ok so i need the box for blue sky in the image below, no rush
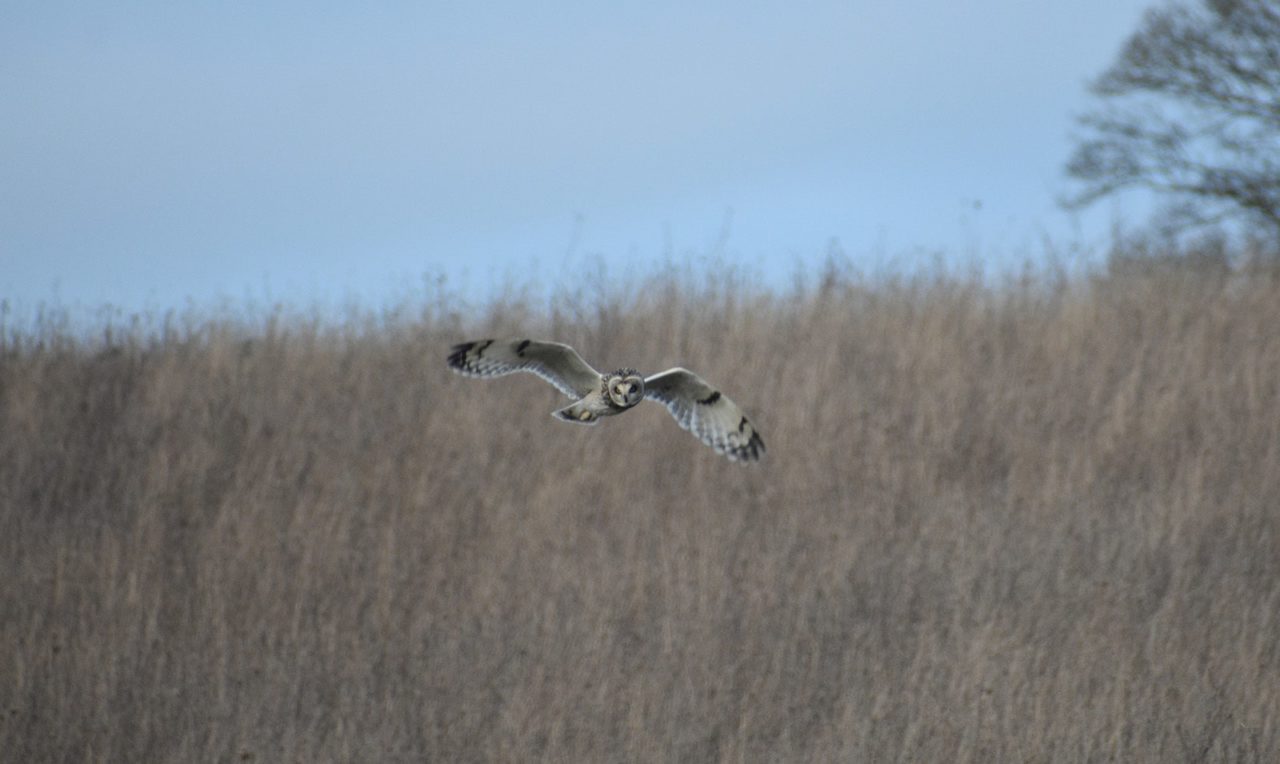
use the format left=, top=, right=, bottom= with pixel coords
left=2, top=1, right=1155, bottom=317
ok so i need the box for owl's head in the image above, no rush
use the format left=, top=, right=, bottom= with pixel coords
left=604, top=368, right=645, bottom=408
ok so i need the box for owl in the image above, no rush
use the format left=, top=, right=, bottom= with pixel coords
left=447, top=338, right=765, bottom=462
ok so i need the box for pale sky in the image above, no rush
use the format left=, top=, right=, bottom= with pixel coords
left=1, top=1, right=1156, bottom=318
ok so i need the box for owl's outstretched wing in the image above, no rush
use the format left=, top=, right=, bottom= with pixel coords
left=643, top=367, right=765, bottom=462
left=446, top=338, right=602, bottom=399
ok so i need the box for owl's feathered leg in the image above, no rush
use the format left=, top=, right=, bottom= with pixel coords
left=552, top=400, right=602, bottom=425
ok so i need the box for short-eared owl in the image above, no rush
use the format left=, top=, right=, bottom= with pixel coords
left=447, top=338, right=765, bottom=462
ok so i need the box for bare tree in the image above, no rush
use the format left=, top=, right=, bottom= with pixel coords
left=1065, top=0, right=1280, bottom=236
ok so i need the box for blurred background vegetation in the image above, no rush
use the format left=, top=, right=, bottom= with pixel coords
left=3, top=250, right=1278, bottom=761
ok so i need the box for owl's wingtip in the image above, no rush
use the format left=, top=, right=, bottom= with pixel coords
left=728, top=431, right=766, bottom=463
left=446, top=339, right=496, bottom=374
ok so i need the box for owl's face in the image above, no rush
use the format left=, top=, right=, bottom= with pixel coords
left=606, top=370, right=645, bottom=408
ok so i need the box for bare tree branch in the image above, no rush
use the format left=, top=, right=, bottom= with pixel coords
left=1065, top=0, right=1280, bottom=235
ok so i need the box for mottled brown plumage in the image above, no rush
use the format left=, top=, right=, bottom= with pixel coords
left=447, top=338, right=765, bottom=462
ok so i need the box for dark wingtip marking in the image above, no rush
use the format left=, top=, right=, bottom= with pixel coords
left=738, top=416, right=748, bottom=434
left=731, top=431, right=766, bottom=463
left=698, top=390, right=721, bottom=405
left=515, top=339, right=531, bottom=357
left=446, top=341, right=475, bottom=370
left=447, top=339, right=494, bottom=371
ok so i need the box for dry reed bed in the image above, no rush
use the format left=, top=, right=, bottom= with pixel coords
left=2, top=263, right=1278, bottom=761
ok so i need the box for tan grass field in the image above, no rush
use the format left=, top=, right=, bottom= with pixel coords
left=2, top=260, right=1279, bottom=761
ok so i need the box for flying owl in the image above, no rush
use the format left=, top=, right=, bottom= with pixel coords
left=446, top=338, right=765, bottom=462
